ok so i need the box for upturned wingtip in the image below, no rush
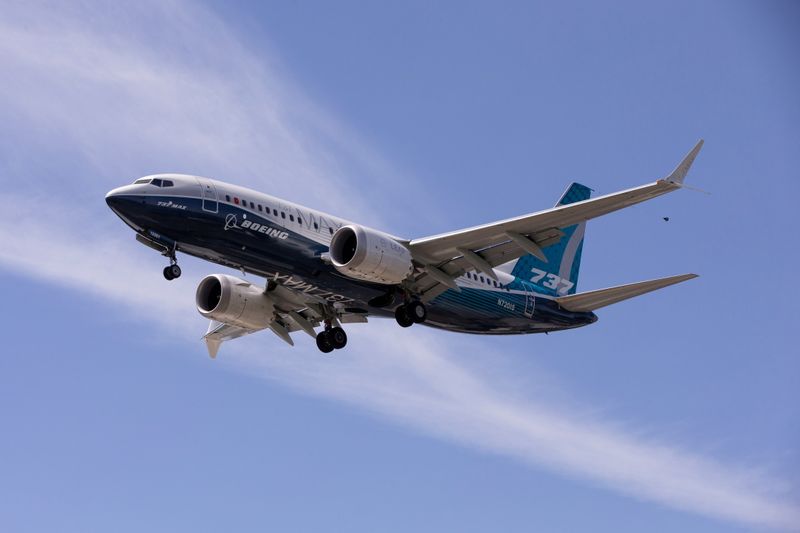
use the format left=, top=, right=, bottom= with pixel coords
left=666, top=139, right=704, bottom=185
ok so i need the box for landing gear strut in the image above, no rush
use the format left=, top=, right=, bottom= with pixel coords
left=395, top=301, right=426, bottom=328
left=316, top=325, right=348, bottom=353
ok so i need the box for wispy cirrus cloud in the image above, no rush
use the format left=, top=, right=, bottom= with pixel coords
left=0, top=2, right=797, bottom=531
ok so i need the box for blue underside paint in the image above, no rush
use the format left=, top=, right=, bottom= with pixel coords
left=107, top=193, right=597, bottom=334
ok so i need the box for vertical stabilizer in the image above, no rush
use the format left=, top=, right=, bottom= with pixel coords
left=504, top=183, right=591, bottom=295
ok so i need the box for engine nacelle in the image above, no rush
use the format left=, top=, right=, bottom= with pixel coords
left=329, top=224, right=413, bottom=285
left=196, top=274, right=274, bottom=330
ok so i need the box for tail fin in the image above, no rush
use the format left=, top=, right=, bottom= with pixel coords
left=506, top=183, right=591, bottom=296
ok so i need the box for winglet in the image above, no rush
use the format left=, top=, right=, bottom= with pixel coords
left=205, top=338, right=221, bottom=359
left=665, top=139, right=704, bottom=185
left=204, top=320, right=224, bottom=358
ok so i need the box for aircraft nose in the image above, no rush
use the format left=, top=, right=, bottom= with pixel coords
left=105, top=186, right=125, bottom=208
left=105, top=184, right=142, bottom=217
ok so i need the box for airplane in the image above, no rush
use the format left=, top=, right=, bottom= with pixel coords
left=105, top=140, right=704, bottom=357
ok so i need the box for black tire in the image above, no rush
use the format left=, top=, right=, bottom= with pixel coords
left=407, top=301, right=427, bottom=323
left=169, top=264, right=182, bottom=279
left=316, top=331, right=334, bottom=353
left=329, top=327, right=348, bottom=349
left=395, top=305, right=414, bottom=328
left=163, top=266, right=174, bottom=280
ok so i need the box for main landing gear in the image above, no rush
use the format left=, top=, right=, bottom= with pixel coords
left=395, top=301, right=427, bottom=328
left=316, top=325, right=348, bottom=354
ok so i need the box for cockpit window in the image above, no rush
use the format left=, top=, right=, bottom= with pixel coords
left=151, top=178, right=163, bottom=187
left=134, top=178, right=151, bottom=184
left=162, top=180, right=174, bottom=187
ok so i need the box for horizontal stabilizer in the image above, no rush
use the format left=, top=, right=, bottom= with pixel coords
left=554, top=273, right=698, bottom=312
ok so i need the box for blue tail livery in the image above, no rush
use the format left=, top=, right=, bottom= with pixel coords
left=505, top=182, right=591, bottom=296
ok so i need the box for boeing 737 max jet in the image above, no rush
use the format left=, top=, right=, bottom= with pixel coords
left=105, top=141, right=703, bottom=356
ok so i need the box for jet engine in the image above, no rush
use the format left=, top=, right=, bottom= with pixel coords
left=329, top=224, right=413, bottom=285
left=196, top=274, right=274, bottom=329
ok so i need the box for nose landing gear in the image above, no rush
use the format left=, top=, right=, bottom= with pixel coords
left=163, top=263, right=182, bottom=280
left=163, top=246, right=181, bottom=280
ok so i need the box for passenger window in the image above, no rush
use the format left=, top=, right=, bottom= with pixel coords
left=281, top=212, right=286, bottom=219
left=258, top=205, right=262, bottom=212
left=329, top=227, right=334, bottom=235
left=314, top=222, right=319, bottom=230
left=234, top=197, right=240, bottom=205
left=273, top=209, right=278, bottom=216
left=289, top=214, right=294, bottom=222
left=225, top=195, right=231, bottom=202
left=250, top=201, right=255, bottom=208
left=298, top=217, right=303, bottom=225
left=479, top=276, right=485, bottom=283
left=151, top=178, right=162, bottom=187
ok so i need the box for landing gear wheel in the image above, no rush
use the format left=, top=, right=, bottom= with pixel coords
left=328, top=327, right=348, bottom=349
left=316, top=331, right=334, bottom=353
left=168, top=264, right=181, bottom=279
left=163, top=266, right=175, bottom=280
left=395, top=305, right=414, bottom=328
left=407, top=301, right=427, bottom=323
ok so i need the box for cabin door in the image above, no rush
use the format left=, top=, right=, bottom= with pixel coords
left=197, top=178, right=218, bottom=213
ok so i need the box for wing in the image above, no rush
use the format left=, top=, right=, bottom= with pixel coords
left=406, top=141, right=704, bottom=300
left=202, top=278, right=368, bottom=358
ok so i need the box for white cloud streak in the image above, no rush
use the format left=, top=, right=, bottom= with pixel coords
left=0, top=2, right=797, bottom=530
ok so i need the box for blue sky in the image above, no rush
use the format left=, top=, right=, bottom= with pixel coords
left=0, top=1, right=798, bottom=531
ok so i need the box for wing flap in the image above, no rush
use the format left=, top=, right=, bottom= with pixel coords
left=554, top=273, right=698, bottom=312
